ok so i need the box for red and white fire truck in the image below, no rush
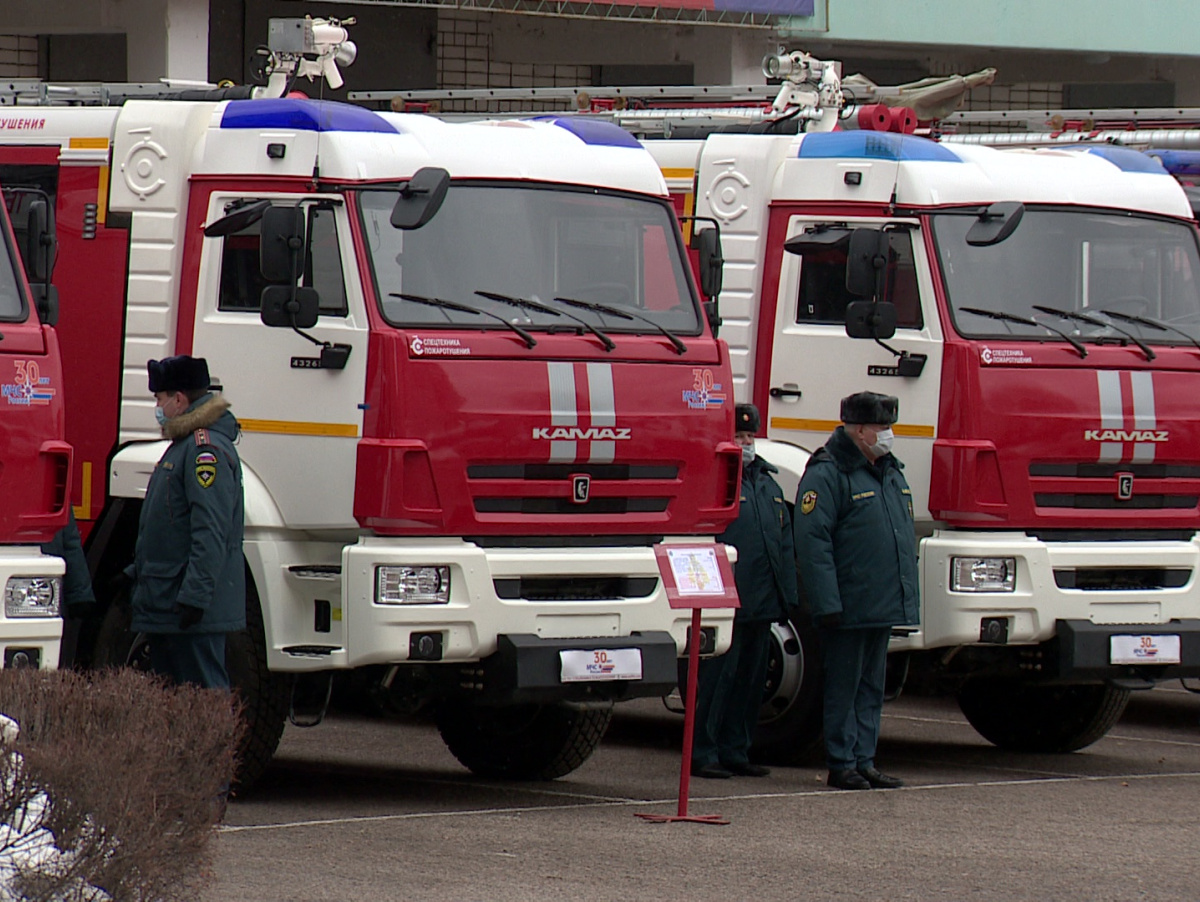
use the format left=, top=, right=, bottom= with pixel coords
left=0, top=184, right=69, bottom=668
left=636, top=71, right=1200, bottom=759
left=0, top=21, right=740, bottom=785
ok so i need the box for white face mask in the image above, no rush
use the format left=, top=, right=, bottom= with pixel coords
left=869, top=428, right=895, bottom=457
left=741, top=442, right=756, bottom=465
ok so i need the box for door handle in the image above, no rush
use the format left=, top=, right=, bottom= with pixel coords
left=769, top=387, right=803, bottom=398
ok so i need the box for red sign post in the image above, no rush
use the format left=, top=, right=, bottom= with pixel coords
left=637, top=544, right=740, bottom=826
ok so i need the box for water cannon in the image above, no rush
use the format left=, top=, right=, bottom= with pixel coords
left=761, top=47, right=843, bottom=131
left=259, top=16, right=358, bottom=97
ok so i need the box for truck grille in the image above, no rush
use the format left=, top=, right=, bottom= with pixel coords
left=1053, top=568, right=1191, bottom=591
left=494, top=576, right=659, bottom=601
left=468, top=462, right=678, bottom=516
left=1030, top=462, right=1200, bottom=511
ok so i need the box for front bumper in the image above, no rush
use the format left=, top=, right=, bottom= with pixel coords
left=0, top=548, right=64, bottom=670
left=905, top=530, right=1200, bottom=651
left=472, top=631, right=680, bottom=704
left=1056, top=618, right=1200, bottom=682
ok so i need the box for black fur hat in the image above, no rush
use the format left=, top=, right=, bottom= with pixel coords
left=840, top=391, right=898, bottom=426
left=735, top=403, right=760, bottom=433
left=147, top=356, right=210, bottom=394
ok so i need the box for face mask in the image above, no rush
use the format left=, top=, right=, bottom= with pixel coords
left=869, top=428, right=894, bottom=457
left=155, top=406, right=169, bottom=428
left=741, top=442, right=756, bottom=465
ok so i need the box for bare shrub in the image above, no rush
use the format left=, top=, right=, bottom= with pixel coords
left=0, top=668, right=242, bottom=902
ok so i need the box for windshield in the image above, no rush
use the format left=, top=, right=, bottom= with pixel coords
left=934, top=209, right=1200, bottom=345
left=358, top=184, right=700, bottom=334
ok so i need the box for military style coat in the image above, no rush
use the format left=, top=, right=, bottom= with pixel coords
left=793, top=426, right=920, bottom=629
left=130, top=394, right=247, bottom=634
left=719, top=455, right=799, bottom=623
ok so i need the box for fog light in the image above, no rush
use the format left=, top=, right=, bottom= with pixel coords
left=410, top=632, right=444, bottom=661
left=951, top=557, right=1016, bottom=593
left=376, top=566, right=450, bottom=605
left=5, top=577, right=61, bottom=618
left=687, top=626, right=718, bottom=655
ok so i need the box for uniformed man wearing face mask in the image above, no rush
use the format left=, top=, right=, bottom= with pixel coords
left=691, top=403, right=798, bottom=779
left=793, top=391, right=919, bottom=791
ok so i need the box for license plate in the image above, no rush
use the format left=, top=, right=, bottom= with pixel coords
left=1110, top=634, right=1181, bottom=665
left=560, top=648, right=643, bottom=683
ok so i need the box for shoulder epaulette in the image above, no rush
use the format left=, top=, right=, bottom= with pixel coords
left=194, top=428, right=211, bottom=446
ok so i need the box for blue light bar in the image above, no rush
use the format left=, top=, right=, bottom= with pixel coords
left=797, top=131, right=962, bottom=163
left=1144, top=149, right=1200, bottom=177
left=220, top=99, right=398, bottom=134
left=1081, top=145, right=1167, bottom=174
left=530, top=117, right=642, bottom=149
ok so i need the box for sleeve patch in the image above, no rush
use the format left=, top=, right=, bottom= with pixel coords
left=195, top=451, right=218, bottom=489
left=800, top=490, right=818, bottom=515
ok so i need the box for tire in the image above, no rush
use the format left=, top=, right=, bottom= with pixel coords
left=90, top=574, right=291, bottom=792
left=435, top=701, right=614, bottom=780
left=957, top=678, right=1131, bottom=753
left=750, top=617, right=824, bottom=764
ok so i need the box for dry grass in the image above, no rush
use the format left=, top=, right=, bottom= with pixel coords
left=0, top=668, right=242, bottom=902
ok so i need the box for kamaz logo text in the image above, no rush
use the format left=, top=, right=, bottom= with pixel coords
left=1083, top=429, right=1169, bottom=443
left=533, top=426, right=632, bottom=441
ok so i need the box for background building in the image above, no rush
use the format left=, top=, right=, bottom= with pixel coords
left=2, top=0, right=1198, bottom=113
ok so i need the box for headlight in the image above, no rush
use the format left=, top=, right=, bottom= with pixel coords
left=950, top=557, right=1016, bottom=593
left=5, top=577, right=61, bottom=618
left=376, top=566, right=450, bottom=605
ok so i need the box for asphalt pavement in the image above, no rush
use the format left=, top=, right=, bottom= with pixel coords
left=210, top=684, right=1200, bottom=901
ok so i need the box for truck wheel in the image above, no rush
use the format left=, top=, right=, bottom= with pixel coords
left=957, top=678, right=1131, bottom=753
left=435, top=701, right=614, bottom=780
left=90, top=577, right=291, bottom=792
left=751, top=617, right=824, bottom=764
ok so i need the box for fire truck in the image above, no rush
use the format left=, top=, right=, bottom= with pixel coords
left=0, top=182, right=69, bottom=668
left=642, top=67, right=1200, bottom=759
left=379, top=53, right=1200, bottom=758
left=0, top=20, right=740, bottom=786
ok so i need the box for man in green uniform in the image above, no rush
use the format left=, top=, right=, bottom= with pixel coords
left=793, top=391, right=919, bottom=790
left=692, top=403, right=797, bottom=779
left=129, top=355, right=245, bottom=690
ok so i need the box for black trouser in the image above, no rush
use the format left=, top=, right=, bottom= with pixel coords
left=147, top=631, right=229, bottom=690
left=819, top=626, right=890, bottom=772
left=692, top=619, right=772, bottom=769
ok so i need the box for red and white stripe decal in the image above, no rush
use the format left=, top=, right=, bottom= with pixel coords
left=546, top=362, right=618, bottom=464
left=1096, top=370, right=1157, bottom=463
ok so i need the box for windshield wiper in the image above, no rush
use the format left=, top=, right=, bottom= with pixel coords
left=553, top=295, right=688, bottom=355
left=388, top=292, right=536, bottom=349
left=958, top=306, right=1087, bottom=358
left=475, top=290, right=615, bottom=352
left=1033, top=305, right=1154, bottom=361
left=1101, top=308, right=1200, bottom=355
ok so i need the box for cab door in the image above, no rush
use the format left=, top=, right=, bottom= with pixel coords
left=764, top=217, right=943, bottom=521
left=190, top=192, right=370, bottom=530
left=0, top=197, right=69, bottom=542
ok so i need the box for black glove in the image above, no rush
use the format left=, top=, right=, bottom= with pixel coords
left=177, top=604, right=204, bottom=630
left=816, top=612, right=843, bottom=629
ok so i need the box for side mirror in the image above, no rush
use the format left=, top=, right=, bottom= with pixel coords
left=845, top=300, right=897, bottom=340
left=390, top=167, right=451, bottom=230
left=260, top=206, right=305, bottom=283
left=696, top=228, right=724, bottom=299
left=845, top=228, right=888, bottom=299
left=261, top=285, right=319, bottom=329
left=25, top=198, right=56, bottom=283
left=966, top=201, right=1025, bottom=247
